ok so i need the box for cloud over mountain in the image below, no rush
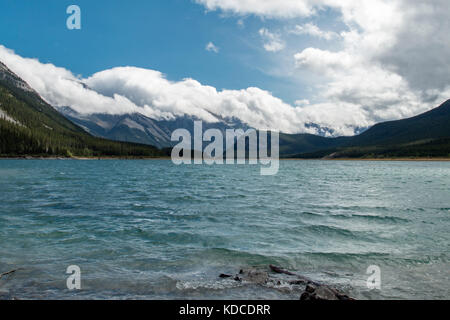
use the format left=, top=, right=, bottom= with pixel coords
left=1, top=0, right=449, bottom=137
left=196, top=0, right=450, bottom=130
left=0, top=45, right=317, bottom=134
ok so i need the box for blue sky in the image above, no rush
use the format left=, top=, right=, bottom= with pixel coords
left=0, top=0, right=314, bottom=103
left=0, top=0, right=448, bottom=136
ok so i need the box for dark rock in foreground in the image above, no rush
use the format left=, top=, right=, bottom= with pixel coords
left=220, top=265, right=355, bottom=301
left=234, top=268, right=270, bottom=285
left=300, top=284, right=354, bottom=301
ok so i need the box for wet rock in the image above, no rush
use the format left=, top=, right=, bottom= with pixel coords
left=220, top=267, right=269, bottom=285
left=335, top=292, right=354, bottom=301
left=305, top=284, right=316, bottom=293
left=300, top=284, right=353, bottom=301
left=300, top=291, right=312, bottom=300
left=239, top=268, right=269, bottom=285
left=269, top=265, right=296, bottom=276
left=270, top=265, right=319, bottom=286
left=289, top=279, right=308, bottom=285
left=314, top=286, right=339, bottom=300
left=219, top=265, right=355, bottom=300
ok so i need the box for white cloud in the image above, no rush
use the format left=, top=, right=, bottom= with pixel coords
left=0, top=44, right=380, bottom=136
left=195, top=0, right=316, bottom=19
left=0, top=45, right=319, bottom=134
left=195, top=0, right=450, bottom=133
left=294, top=99, right=310, bottom=107
left=291, top=0, right=450, bottom=125
left=2, top=0, right=450, bottom=137
left=259, top=28, right=285, bottom=52
left=294, top=48, right=356, bottom=74
left=205, top=42, right=219, bottom=53
left=291, top=23, right=338, bottom=40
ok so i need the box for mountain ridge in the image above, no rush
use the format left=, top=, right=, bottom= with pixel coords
left=1, top=59, right=449, bottom=159
left=60, top=106, right=252, bottom=149
left=290, top=99, right=450, bottom=159
left=0, top=61, right=169, bottom=158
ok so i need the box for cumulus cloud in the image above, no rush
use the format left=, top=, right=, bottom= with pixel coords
left=1, top=0, right=450, bottom=137
left=205, top=42, right=219, bottom=53
left=195, top=0, right=316, bottom=19
left=377, top=0, right=450, bottom=92
left=259, top=28, right=285, bottom=52
left=0, top=45, right=321, bottom=134
left=291, top=23, right=339, bottom=40
left=292, top=0, right=450, bottom=124
left=0, top=45, right=147, bottom=116
left=294, top=99, right=310, bottom=107
left=196, top=0, right=450, bottom=131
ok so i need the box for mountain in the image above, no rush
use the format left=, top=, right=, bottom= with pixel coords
left=59, top=96, right=450, bottom=159
left=348, top=100, right=450, bottom=146
left=61, top=107, right=173, bottom=148
left=278, top=133, right=350, bottom=157
left=59, top=107, right=251, bottom=149
left=0, top=61, right=168, bottom=158
left=2, top=58, right=449, bottom=159
left=290, top=100, right=450, bottom=159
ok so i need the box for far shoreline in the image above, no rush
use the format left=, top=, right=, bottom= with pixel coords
left=282, top=157, right=450, bottom=162
left=1, top=156, right=450, bottom=162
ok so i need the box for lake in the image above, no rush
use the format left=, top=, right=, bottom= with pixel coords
left=0, top=160, right=449, bottom=299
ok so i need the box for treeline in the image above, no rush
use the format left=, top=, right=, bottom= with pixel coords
left=0, top=117, right=170, bottom=157
left=0, top=84, right=169, bottom=158
left=294, top=138, right=450, bottom=159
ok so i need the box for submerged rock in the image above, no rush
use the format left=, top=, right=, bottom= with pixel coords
left=300, top=284, right=338, bottom=300
left=300, top=284, right=354, bottom=301
left=219, top=265, right=355, bottom=300
left=227, top=267, right=269, bottom=285
left=239, top=268, right=269, bottom=285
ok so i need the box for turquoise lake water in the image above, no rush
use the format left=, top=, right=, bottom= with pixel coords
left=0, top=160, right=449, bottom=300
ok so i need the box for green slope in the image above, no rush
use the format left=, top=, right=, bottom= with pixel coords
left=290, top=100, right=450, bottom=159
left=279, top=133, right=350, bottom=157
left=349, top=100, right=450, bottom=147
left=0, top=63, right=168, bottom=158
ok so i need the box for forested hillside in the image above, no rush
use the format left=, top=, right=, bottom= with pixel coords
left=0, top=63, right=168, bottom=158
left=290, top=100, right=450, bottom=159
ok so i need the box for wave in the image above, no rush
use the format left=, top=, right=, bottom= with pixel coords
left=328, top=213, right=410, bottom=224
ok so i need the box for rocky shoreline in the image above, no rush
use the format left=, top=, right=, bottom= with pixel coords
left=219, top=265, right=354, bottom=301
left=1, top=265, right=354, bottom=300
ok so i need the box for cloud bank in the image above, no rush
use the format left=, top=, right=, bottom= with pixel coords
left=196, top=0, right=450, bottom=130
left=1, top=0, right=449, bottom=137
left=0, top=45, right=317, bottom=134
